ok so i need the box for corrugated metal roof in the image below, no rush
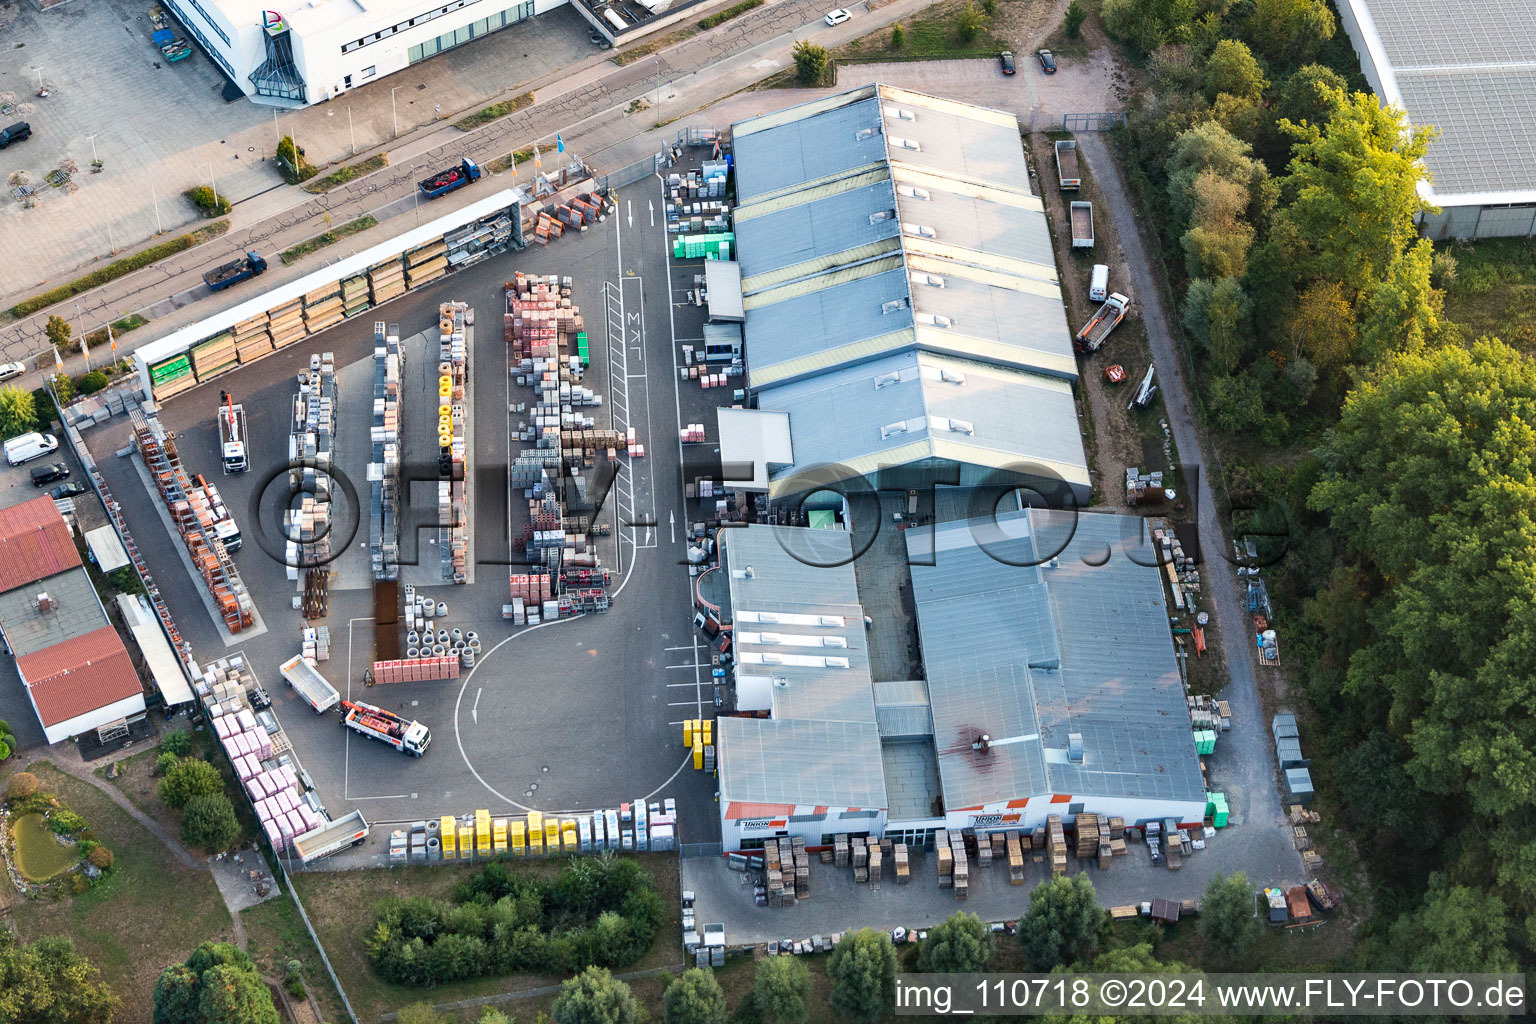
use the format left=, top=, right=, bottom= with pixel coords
left=736, top=179, right=901, bottom=281
left=759, top=352, right=1088, bottom=485
left=0, top=496, right=82, bottom=594
left=734, top=94, right=889, bottom=202
left=717, top=526, right=888, bottom=811
left=896, top=188, right=1053, bottom=268
left=906, top=510, right=1204, bottom=809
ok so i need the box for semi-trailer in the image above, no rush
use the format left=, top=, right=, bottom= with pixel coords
left=291, top=810, right=369, bottom=863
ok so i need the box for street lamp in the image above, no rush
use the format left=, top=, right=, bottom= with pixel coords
left=391, top=86, right=403, bottom=139
left=408, top=163, right=419, bottom=225
left=86, top=132, right=99, bottom=164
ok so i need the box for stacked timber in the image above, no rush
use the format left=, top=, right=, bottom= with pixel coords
left=369, top=256, right=406, bottom=304
left=1047, top=815, right=1068, bottom=874
left=1075, top=813, right=1101, bottom=859
left=269, top=298, right=306, bottom=349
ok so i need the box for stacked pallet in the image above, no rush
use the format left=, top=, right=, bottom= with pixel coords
left=370, top=323, right=402, bottom=580
left=764, top=838, right=796, bottom=906
left=303, top=281, right=345, bottom=335
left=189, top=331, right=238, bottom=380
left=834, top=834, right=849, bottom=868
left=936, top=829, right=953, bottom=887
left=233, top=312, right=273, bottom=362
left=792, top=836, right=809, bottom=899
left=149, top=353, right=196, bottom=402
left=979, top=832, right=995, bottom=866
left=439, top=302, right=471, bottom=583
left=406, top=238, right=448, bottom=288
left=1075, top=813, right=1100, bottom=859
left=369, top=256, right=406, bottom=304
left=852, top=837, right=868, bottom=883
left=370, top=656, right=461, bottom=683
left=868, top=841, right=882, bottom=884
left=342, top=274, right=369, bottom=317
left=951, top=832, right=969, bottom=900
left=269, top=297, right=307, bottom=349
left=1047, top=815, right=1068, bottom=874
left=894, top=843, right=909, bottom=883
left=1005, top=829, right=1025, bottom=884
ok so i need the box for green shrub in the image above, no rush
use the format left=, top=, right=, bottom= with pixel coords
left=154, top=751, right=179, bottom=777
left=75, top=371, right=109, bottom=395
left=1065, top=0, right=1086, bottom=36
left=957, top=1, right=986, bottom=43
left=890, top=23, right=905, bottom=49
left=180, top=792, right=240, bottom=851
left=698, top=0, right=762, bottom=29
left=183, top=185, right=231, bottom=218
left=276, top=136, right=316, bottom=184
left=159, top=731, right=192, bottom=757
left=50, top=809, right=88, bottom=835
left=87, top=845, right=115, bottom=870
left=5, top=771, right=39, bottom=801
left=793, top=41, right=830, bottom=85
left=981, top=0, right=997, bottom=15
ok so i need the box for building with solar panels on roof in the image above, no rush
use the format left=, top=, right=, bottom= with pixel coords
left=1337, top=0, right=1536, bottom=238
left=713, top=512, right=1207, bottom=850
left=723, top=85, right=1090, bottom=508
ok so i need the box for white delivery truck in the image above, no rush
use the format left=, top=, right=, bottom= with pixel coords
left=1089, top=265, right=1109, bottom=303
left=5, top=432, right=59, bottom=465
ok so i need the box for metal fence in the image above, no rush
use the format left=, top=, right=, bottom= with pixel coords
left=596, top=152, right=665, bottom=194
left=281, top=862, right=362, bottom=1024
left=1061, top=112, right=1128, bottom=131
left=680, top=841, right=724, bottom=859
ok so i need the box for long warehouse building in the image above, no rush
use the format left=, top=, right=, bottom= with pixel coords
left=726, top=85, right=1091, bottom=506
left=1338, top=0, right=1536, bottom=238
left=715, top=515, right=1207, bottom=849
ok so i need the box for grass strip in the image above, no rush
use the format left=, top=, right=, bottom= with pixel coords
left=453, top=92, right=535, bottom=131
left=698, top=0, right=763, bottom=29
left=9, top=221, right=230, bottom=319
left=303, top=153, right=389, bottom=193
left=279, top=215, right=379, bottom=265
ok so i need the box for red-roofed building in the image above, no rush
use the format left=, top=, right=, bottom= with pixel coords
left=0, top=498, right=145, bottom=744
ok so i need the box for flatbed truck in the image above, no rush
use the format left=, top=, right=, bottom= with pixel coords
left=340, top=699, right=431, bottom=756
left=1054, top=140, right=1080, bottom=189
left=1075, top=292, right=1130, bottom=353
left=1070, top=201, right=1094, bottom=248
left=218, top=391, right=248, bottom=473
left=291, top=810, right=369, bottom=863
left=418, top=158, right=481, bottom=199
left=280, top=654, right=340, bottom=713
left=204, top=252, right=267, bottom=292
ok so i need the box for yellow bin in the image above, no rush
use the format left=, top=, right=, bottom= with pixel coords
left=693, top=734, right=704, bottom=770
left=683, top=719, right=694, bottom=747
left=510, top=820, right=527, bottom=855
left=702, top=720, right=712, bottom=746
left=458, top=825, right=475, bottom=861
left=493, top=819, right=508, bottom=853
left=544, top=818, right=560, bottom=852
left=561, top=821, right=578, bottom=853
left=528, top=811, right=544, bottom=854
left=440, top=816, right=457, bottom=859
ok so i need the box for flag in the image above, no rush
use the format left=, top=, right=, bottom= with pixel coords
left=108, top=324, right=116, bottom=355
left=79, top=332, right=88, bottom=360
left=556, top=133, right=564, bottom=155
left=52, top=346, right=62, bottom=372
left=534, top=145, right=542, bottom=171
left=510, top=155, right=517, bottom=179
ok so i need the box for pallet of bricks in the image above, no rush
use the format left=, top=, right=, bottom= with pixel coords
left=438, top=302, right=470, bottom=583
left=131, top=409, right=255, bottom=633
left=506, top=571, right=555, bottom=624
left=268, top=296, right=306, bottom=350
left=371, top=655, right=461, bottom=683
left=1047, top=814, right=1068, bottom=875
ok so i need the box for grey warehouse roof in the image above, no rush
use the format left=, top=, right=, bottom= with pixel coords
left=758, top=352, right=1089, bottom=497
left=731, top=84, right=1076, bottom=397
left=906, top=509, right=1204, bottom=811
left=0, top=569, right=111, bottom=659
left=716, top=526, right=888, bottom=810
left=1341, top=0, right=1536, bottom=201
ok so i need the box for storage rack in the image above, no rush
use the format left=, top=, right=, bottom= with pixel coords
left=437, top=302, right=471, bottom=583
left=130, top=406, right=256, bottom=634
left=370, top=322, right=403, bottom=580
left=288, top=353, right=338, bottom=617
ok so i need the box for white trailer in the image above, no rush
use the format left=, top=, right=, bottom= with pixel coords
left=291, top=810, right=369, bottom=863
left=280, top=654, right=340, bottom=713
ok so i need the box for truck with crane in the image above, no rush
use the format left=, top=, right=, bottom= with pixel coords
left=418, top=158, right=481, bottom=200
left=340, top=699, right=431, bottom=756
left=203, top=252, right=267, bottom=292
left=1074, top=292, right=1130, bottom=354
left=280, top=654, right=340, bottom=713
left=218, top=392, right=248, bottom=473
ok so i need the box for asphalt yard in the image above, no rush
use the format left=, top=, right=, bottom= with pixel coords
left=79, top=176, right=722, bottom=841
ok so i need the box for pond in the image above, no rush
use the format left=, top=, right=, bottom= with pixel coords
left=11, top=813, right=77, bottom=881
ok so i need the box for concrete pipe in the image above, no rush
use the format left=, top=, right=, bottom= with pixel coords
left=466, top=631, right=479, bottom=644
left=461, top=650, right=476, bottom=668
left=437, top=629, right=449, bottom=644
left=433, top=644, right=446, bottom=657
left=409, top=647, right=421, bottom=658
left=436, top=602, right=448, bottom=617
left=451, top=628, right=463, bottom=644
left=427, top=836, right=441, bottom=859
left=453, top=640, right=466, bottom=651
left=469, top=639, right=482, bottom=653
left=407, top=631, right=420, bottom=646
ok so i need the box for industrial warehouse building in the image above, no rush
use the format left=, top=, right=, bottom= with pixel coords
left=724, top=85, right=1090, bottom=506
left=715, top=514, right=1207, bottom=849
left=161, top=0, right=564, bottom=106
left=0, top=498, right=146, bottom=745
left=1338, top=0, right=1536, bottom=238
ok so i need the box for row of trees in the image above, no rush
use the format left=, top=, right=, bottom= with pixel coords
left=367, top=857, right=666, bottom=986
left=156, top=750, right=243, bottom=853
left=153, top=942, right=280, bottom=1024
left=1107, top=0, right=1533, bottom=969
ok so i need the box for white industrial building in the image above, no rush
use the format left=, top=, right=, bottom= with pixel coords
left=1338, top=0, right=1536, bottom=238
left=714, top=514, right=1207, bottom=851
left=160, top=0, right=565, bottom=105
left=724, top=85, right=1090, bottom=506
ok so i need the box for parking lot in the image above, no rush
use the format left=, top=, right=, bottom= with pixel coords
left=77, top=173, right=725, bottom=841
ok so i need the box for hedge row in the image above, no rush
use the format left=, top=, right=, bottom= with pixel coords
left=699, top=0, right=763, bottom=30
left=10, top=223, right=229, bottom=319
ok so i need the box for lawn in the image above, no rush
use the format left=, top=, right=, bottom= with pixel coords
left=304, top=154, right=390, bottom=194
left=280, top=215, right=381, bottom=265
left=453, top=94, right=535, bottom=132
left=2, top=762, right=233, bottom=1024
left=1439, top=238, right=1536, bottom=354
left=836, top=0, right=1006, bottom=62
left=241, top=889, right=349, bottom=1024
left=291, top=852, right=684, bottom=1020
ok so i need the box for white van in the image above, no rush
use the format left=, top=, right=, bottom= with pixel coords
left=5, top=432, right=59, bottom=466
left=1089, top=264, right=1110, bottom=303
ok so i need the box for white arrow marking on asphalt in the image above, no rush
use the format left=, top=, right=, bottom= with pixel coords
left=669, top=510, right=675, bottom=544
left=649, top=199, right=655, bottom=227
left=471, top=687, right=482, bottom=724
left=627, top=200, right=633, bottom=228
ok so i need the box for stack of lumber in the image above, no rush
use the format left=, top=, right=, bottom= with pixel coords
left=342, top=274, right=369, bottom=317
left=369, top=256, right=406, bottom=304
left=268, top=298, right=306, bottom=349
left=406, top=238, right=448, bottom=288
left=303, top=282, right=345, bottom=334
left=1047, top=815, right=1068, bottom=874
left=233, top=313, right=273, bottom=361
left=189, top=331, right=237, bottom=379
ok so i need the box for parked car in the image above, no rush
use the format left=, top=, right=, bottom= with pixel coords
left=30, top=462, right=69, bottom=486
left=824, top=7, right=851, bottom=25
left=1037, top=49, right=1057, bottom=73
left=0, top=122, right=31, bottom=149
left=49, top=481, right=87, bottom=500
left=999, top=50, right=1016, bottom=75
left=0, top=360, right=25, bottom=382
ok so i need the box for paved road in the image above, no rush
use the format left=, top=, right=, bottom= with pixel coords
left=0, top=0, right=935, bottom=367
left=1076, top=133, right=1298, bottom=862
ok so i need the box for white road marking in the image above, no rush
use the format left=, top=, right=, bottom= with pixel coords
left=472, top=687, right=482, bottom=724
